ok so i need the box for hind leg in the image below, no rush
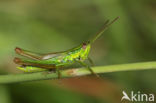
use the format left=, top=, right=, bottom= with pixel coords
left=15, top=47, right=43, bottom=60
left=14, top=57, right=56, bottom=69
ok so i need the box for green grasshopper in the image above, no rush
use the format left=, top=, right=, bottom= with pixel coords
left=14, top=17, right=119, bottom=78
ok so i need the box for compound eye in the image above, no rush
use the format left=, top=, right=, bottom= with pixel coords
left=83, top=43, right=86, bottom=45
left=82, top=43, right=87, bottom=49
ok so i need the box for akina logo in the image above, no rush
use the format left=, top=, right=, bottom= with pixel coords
left=121, top=91, right=155, bottom=102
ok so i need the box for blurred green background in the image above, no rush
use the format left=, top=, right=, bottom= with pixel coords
left=0, top=0, right=155, bottom=103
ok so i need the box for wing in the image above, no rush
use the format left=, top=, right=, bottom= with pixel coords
left=41, top=52, right=63, bottom=60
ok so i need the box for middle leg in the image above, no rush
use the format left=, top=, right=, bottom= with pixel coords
left=76, top=60, right=99, bottom=77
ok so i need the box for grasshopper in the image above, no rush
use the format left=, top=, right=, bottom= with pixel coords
left=14, top=17, right=119, bottom=78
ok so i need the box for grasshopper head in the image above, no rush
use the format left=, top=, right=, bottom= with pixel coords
left=82, top=41, right=90, bottom=50
left=80, top=41, right=91, bottom=60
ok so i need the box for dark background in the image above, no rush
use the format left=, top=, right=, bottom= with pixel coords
left=0, top=0, right=155, bottom=103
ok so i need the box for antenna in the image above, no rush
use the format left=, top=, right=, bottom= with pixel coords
left=90, top=16, right=119, bottom=44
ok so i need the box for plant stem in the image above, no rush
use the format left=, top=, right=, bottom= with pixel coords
left=0, top=61, right=156, bottom=84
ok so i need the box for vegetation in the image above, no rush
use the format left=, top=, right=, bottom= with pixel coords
left=0, top=0, right=155, bottom=103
